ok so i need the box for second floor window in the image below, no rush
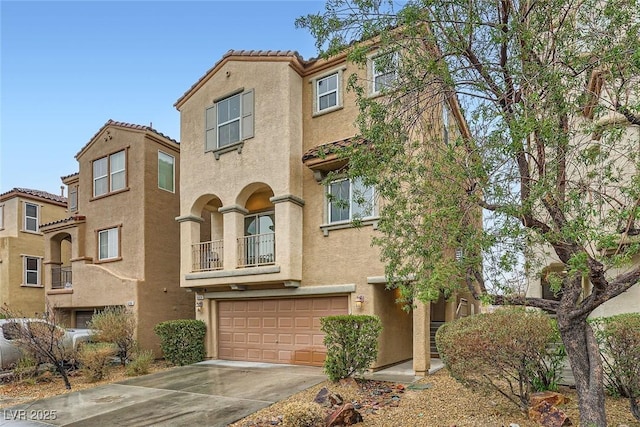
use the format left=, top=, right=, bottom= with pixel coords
left=328, top=178, right=375, bottom=223
left=317, top=73, right=338, bottom=112
left=158, top=151, right=175, bottom=192
left=372, top=52, right=398, bottom=94
left=23, top=256, right=41, bottom=286
left=24, top=202, right=39, bottom=232
left=93, top=150, right=126, bottom=197
left=0, top=204, right=4, bottom=229
left=98, top=227, right=119, bottom=261
left=68, top=185, right=78, bottom=212
left=205, top=89, right=254, bottom=152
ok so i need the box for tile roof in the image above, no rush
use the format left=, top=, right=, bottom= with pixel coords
left=40, top=215, right=86, bottom=229
left=302, top=137, right=367, bottom=162
left=0, top=188, right=67, bottom=204
left=175, top=50, right=311, bottom=108
left=61, top=172, right=79, bottom=181
left=76, top=119, right=178, bottom=159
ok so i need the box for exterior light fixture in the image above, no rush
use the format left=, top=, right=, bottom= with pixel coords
left=355, top=295, right=365, bottom=309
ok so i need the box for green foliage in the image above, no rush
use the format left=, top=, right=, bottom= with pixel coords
left=78, top=342, right=116, bottom=382
left=281, top=401, right=326, bottom=427
left=126, top=349, right=154, bottom=377
left=321, top=315, right=382, bottom=381
left=12, top=355, right=38, bottom=383
left=591, top=314, right=640, bottom=421
left=436, top=308, right=565, bottom=411
left=88, top=306, right=137, bottom=367
left=154, top=319, right=206, bottom=366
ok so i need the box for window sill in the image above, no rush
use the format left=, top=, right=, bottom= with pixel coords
left=90, top=187, right=130, bottom=202
left=320, top=217, right=379, bottom=236
left=95, top=256, right=122, bottom=264
left=209, top=141, right=244, bottom=160
left=20, top=284, right=43, bottom=288
left=312, top=105, right=343, bottom=118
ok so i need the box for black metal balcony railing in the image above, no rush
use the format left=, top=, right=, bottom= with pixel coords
left=237, top=233, right=275, bottom=268
left=51, top=266, right=72, bottom=289
left=192, top=240, right=224, bottom=272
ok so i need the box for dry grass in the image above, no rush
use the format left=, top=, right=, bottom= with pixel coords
left=1, top=364, right=638, bottom=426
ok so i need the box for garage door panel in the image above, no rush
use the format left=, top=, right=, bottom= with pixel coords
left=218, top=296, right=348, bottom=367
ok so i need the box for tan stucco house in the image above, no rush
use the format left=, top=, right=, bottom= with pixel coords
left=175, top=49, right=478, bottom=375
left=39, top=120, right=194, bottom=354
left=0, top=188, right=68, bottom=317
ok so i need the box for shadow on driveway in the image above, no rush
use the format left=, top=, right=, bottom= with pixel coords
left=0, top=361, right=326, bottom=427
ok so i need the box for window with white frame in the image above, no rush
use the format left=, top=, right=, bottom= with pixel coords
left=93, top=150, right=126, bottom=197
left=328, top=178, right=375, bottom=223
left=205, top=89, right=254, bottom=152
left=98, top=227, right=119, bottom=261
left=316, top=73, right=339, bottom=112
left=24, top=202, right=39, bottom=232
left=158, top=151, right=175, bottom=192
left=371, top=52, right=398, bottom=94
left=23, top=256, right=41, bottom=286
left=442, top=103, right=450, bottom=145
left=0, top=204, right=4, bottom=229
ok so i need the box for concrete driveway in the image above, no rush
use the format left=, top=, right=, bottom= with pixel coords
left=0, top=360, right=326, bottom=427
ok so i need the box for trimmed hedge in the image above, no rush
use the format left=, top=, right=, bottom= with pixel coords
left=321, top=314, right=382, bottom=381
left=154, top=319, right=206, bottom=366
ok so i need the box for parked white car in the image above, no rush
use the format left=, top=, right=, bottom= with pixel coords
left=0, top=319, right=92, bottom=370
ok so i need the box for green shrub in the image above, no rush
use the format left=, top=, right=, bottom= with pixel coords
left=591, top=313, right=640, bottom=421
left=154, top=319, right=206, bottom=366
left=13, top=355, right=38, bottom=383
left=281, top=401, right=326, bottom=427
left=88, top=306, right=137, bottom=366
left=436, top=307, right=565, bottom=412
left=126, top=349, right=154, bottom=377
left=321, top=314, right=382, bottom=382
left=78, top=342, right=116, bottom=382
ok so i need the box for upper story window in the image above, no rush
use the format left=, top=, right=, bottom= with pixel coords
left=23, top=256, right=41, bottom=286
left=205, top=89, right=254, bottom=152
left=0, top=204, right=4, bottom=229
left=442, top=103, right=450, bottom=145
left=93, top=150, right=126, bottom=197
left=328, top=178, right=375, bottom=223
left=68, top=185, right=78, bottom=212
left=371, top=52, right=398, bottom=95
left=312, top=69, right=344, bottom=116
left=24, top=202, right=39, bottom=232
left=158, top=151, right=175, bottom=192
left=98, top=226, right=120, bottom=261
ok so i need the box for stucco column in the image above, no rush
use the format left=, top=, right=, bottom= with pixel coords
left=270, top=195, right=304, bottom=283
left=445, top=296, right=457, bottom=322
left=175, top=214, right=204, bottom=284
left=413, top=301, right=431, bottom=376
left=218, top=205, right=248, bottom=270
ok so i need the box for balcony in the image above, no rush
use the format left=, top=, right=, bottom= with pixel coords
left=51, top=266, right=72, bottom=289
left=192, top=240, right=224, bottom=272
left=237, top=233, right=275, bottom=268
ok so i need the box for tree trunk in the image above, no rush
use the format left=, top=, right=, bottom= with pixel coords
left=55, top=361, right=72, bottom=390
left=557, top=314, right=606, bottom=426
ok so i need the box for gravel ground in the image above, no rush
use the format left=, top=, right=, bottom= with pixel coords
left=1, top=365, right=638, bottom=426
left=229, top=370, right=640, bottom=427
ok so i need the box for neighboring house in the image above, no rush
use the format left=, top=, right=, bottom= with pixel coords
left=526, top=73, right=640, bottom=318
left=175, top=49, right=478, bottom=375
left=39, top=120, right=194, bottom=355
left=0, top=188, right=68, bottom=317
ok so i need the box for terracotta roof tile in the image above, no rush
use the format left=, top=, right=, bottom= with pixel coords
left=0, top=188, right=67, bottom=204
left=76, top=119, right=178, bottom=159
left=175, top=50, right=310, bottom=108
left=40, top=215, right=86, bottom=229
left=302, top=137, right=367, bottom=162
left=61, top=172, right=79, bottom=181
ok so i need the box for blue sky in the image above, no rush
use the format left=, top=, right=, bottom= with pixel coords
left=0, top=0, right=324, bottom=196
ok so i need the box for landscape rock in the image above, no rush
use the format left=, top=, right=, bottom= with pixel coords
left=325, top=403, right=363, bottom=426
left=528, top=400, right=572, bottom=427
left=530, top=391, right=570, bottom=408
left=313, top=387, right=344, bottom=408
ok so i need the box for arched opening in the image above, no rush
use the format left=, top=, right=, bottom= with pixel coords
left=49, top=232, right=72, bottom=289
left=191, top=195, right=223, bottom=272
left=237, top=184, right=275, bottom=267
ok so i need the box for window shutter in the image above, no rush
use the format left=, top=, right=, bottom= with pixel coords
left=205, top=104, right=217, bottom=151
left=241, top=89, right=254, bottom=140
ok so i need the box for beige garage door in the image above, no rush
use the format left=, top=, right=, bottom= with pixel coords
left=218, top=296, right=348, bottom=366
